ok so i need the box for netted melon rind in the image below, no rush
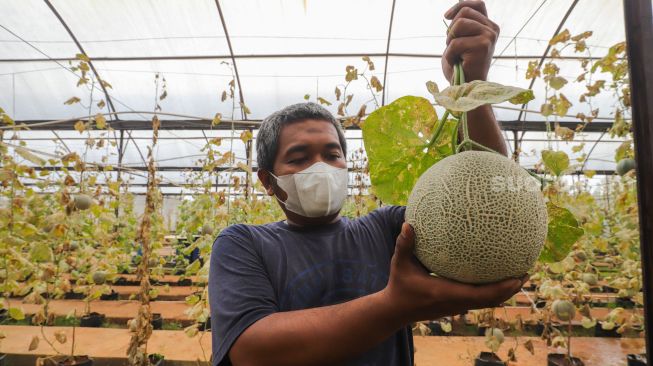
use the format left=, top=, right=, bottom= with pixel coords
left=405, top=151, right=548, bottom=284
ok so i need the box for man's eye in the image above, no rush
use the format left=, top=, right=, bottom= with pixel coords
left=288, top=158, right=306, bottom=164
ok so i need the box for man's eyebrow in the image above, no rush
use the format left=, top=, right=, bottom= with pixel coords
left=283, top=144, right=309, bottom=156
left=325, top=142, right=343, bottom=151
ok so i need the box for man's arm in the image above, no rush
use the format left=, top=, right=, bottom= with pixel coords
left=229, top=224, right=525, bottom=366
left=442, top=1, right=508, bottom=156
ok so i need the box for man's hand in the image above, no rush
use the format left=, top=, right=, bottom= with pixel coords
left=442, top=1, right=500, bottom=83
left=382, top=223, right=526, bottom=323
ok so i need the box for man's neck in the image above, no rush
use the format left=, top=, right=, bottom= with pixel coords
left=285, top=214, right=342, bottom=228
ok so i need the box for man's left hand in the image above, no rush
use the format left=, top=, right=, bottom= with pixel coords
left=442, top=1, right=500, bottom=83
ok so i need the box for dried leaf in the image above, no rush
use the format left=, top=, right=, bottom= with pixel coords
left=240, top=130, right=253, bottom=143
left=221, top=91, right=228, bottom=102
left=304, top=94, right=310, bottom=100
left=16, top=147, right=46, bottom=166
left=75, top=53, right=90, bottom=62
left=345, top=66, right=358, bottom=82
left=317, top=97, right=332, bottom=106
left=96, top=100, right=106, bottom=109
left=335, top=87, right=341, bottom=101
left=28, top=335, right=40, bottom=351
left=523, top=339, right=535, bottom=355
left=64, top=97, right=81, bottom=105
left=211, top=113, right=222, bottom=127
left=54, top=330, right=67, bottom=344
left=370, top=76, right=383, bottom=92
left=74, top=120, right=86, bottom=134
left=95, top=114, right=107, bottom=129
left=549, top=29, right=571, bottom=45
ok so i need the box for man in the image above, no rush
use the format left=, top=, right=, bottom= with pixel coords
left=209, top=2, right=525, bottom=365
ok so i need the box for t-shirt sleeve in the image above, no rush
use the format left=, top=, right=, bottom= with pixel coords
left=208, top=225, right=278, bottom=366
left=374, top=205, right=406, bottom=239
left=363, top=205, right=406, bottom=250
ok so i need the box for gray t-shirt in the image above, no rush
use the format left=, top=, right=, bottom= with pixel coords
left=208, top=205, right=413, bottom=366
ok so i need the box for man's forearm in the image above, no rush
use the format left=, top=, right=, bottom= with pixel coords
left=229, top=290, right=408, bottom=366
left=466, top=104, right=508, bottom=156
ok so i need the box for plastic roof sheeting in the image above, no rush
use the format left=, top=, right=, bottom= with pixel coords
left=0, top=0, right=635, bottom=193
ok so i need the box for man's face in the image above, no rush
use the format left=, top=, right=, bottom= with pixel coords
left=259, top=119, right=346, bottom=225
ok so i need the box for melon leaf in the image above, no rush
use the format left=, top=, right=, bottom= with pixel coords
left=362, top=96, right=457, bottom=205
left=542, top=150, right=570, bottom=176
left=539, top=203, right=584, bottom=263
left=431, top=80, right=534, bottom=112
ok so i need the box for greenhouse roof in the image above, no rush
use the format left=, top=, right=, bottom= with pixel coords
left=0, top=0, right=636, bottom=193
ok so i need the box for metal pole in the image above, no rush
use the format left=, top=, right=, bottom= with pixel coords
left=623, top=0, right=653, bottom=361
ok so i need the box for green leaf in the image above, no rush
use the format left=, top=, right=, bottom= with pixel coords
left=541, top=150, right=569, bottom=176
left=539, top=203, right=584, bottom=263
left=362, top=96, right=457, bottom=205
left=549, top=76, right=568, bottom=90
left=29, top=242, right=53, bottom=263
left=431, top=80, right=534, bottom=112
left=8, top=307, right=25, bottom=320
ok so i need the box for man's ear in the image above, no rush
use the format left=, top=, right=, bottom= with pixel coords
left=257, top=170, right=275, bottom=196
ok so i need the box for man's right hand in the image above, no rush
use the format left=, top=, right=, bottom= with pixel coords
left=381, top=223, right=526, bottom=324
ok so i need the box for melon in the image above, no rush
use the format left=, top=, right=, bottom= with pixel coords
left=582, top=273, right=598, bottom=286
left=616, top=158, right=636, bottom=176
left=73, top=194, right=93, bottom=210
left=92, top=271, right=107, bottom=285
left=201, top=224, right=214, bottom=235
left=552, top=300, right=576, bottom=321
left=405, top=151, right=548, bottom=284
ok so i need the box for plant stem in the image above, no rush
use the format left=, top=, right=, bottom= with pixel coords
left=427, top=110, right=450, bottom=149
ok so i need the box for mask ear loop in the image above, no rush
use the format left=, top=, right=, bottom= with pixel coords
left=268, top=172, right=288, bottom=208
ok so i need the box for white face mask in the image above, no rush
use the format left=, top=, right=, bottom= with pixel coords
left=270, top=162, right=348, bottom=218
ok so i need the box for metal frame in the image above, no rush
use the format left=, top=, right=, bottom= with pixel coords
left=515, top=0, right=580, bottom=124
left=381, top=0, right=397, bottom=106
left=214, top=0, right=247, bottom=120
left=624, top=0, right=653, bottom=361
left=0, top=53, right=608, bottom=63
left=9, top=118, right=614, bottom=132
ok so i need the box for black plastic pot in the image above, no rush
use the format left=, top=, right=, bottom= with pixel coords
left=535, top=300, right=547, bottom=309
left=113, top=277, right=128, bottom=286
left=151, top=313, right=163, bottom=330
left=427, top=320, right=451, bottom=336
left=474, top=352, right=505, bottom=366
left=602, top=285, right=618, bottom=293
left=476, top=326, right=488, bottom=336
left=0, top=308, right=7, bottom=322
left=0, top=353, right=6, bottom=366
left=616, top=297, right=636, bottom=309
left=627, top=354, right=648, bottom=366
left=100, top=290, right=119, bottom=301
left=523, top=283, right=537, bottom=291
left=594, top=325, right=621, bottom=338
left=148, top=354, right=165, bottom=366
left=198, top=317, right=211, bottom=331
left=80, top=312, right=105, bottom=328
left=176, top=278, right=192, bottom=286
left=64, top=292, right=86, bottom=300
left=547, top=353, right=585, bottom=366
left=39, top=355, right=94, bottom=366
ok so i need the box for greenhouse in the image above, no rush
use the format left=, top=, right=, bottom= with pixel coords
left=0, top=0, right=652, bottom=365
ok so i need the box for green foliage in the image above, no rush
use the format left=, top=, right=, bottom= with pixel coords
left=539, top=203, right=584, bottom=263
left=541, top=150, right=570, bottom=176
left=362, top=96, right=457, bottom=205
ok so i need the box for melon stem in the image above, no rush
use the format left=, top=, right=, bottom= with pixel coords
left=427, top=110, right=450, bottom=149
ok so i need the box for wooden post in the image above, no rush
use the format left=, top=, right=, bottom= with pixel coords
left=623, top=0, right=653, bottom=361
